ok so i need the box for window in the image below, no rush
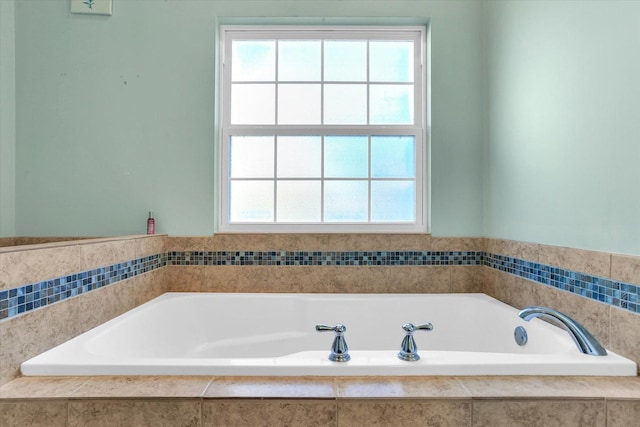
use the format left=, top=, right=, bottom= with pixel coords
left=219, top=26, right=426, bottom=232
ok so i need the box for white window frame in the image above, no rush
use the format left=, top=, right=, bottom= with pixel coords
left=218, top=25, right=427, bottom=233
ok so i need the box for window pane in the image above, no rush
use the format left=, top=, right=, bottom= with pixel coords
left=277, top=181, right=321, bottom=222
left=324, top=136, right=368, bottom=178
left=230, top=181, right=274, bottom=222
left=278, top=40, right=321, bottom=81
left=370, top=41, right=414, bottom=82
left=370, top=85, right=413, bottom=124
left=231, top=40, right=276, bottom=81
left=324, top=84, right=367, bottom=124
left=277, top=136, right=321, bottom=178
left=231, top=84, right=275, bottom=125
left=324, top=41, right=367, bottom=81
left=324, top=181, right=368, bottom=222
left=230, top=136, right=274, bottom=178
left=371, top=136, right=415, bottom=178
left=371, top=181, right=415, bottom=222
left=278, top=84, right=321, bottom=124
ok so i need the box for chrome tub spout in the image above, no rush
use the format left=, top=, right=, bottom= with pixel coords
left=518, top=306, right=607, bottom=356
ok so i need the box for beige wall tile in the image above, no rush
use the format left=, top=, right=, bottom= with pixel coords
left=338, top=399, right=471, bottom=427
left=472, top=399, right=605, bottom=427
left=489, top=270, right=539, bottom=310
left=203, top=399, right=337, bottom=427
left=210, top=233, right=331, bottom=251
left=607, top=400, right=640, bottom=427
left=202, top=266, right=272, bottom=293
left=165, top=265, right=205, bottom=292
left=167, top=236, right=211, bottom=252
left=539, top=244, right=610, bottom=278
left=325, top=266, right=390, bottom=293
left=0, top=400, right=67, bottom=427
left=486, top=238, right=539, bottom=262
left=135, top=235, right=167, bottom=259
left=610, top=306, right=640, bottom=369
left=611, top=253, right=640, bottom=286
left=327, top=234, right=433, bottom=251
left=68, top=399, right=201, bottom=427
left=266, top=266, right=331, bottom=293
left=536, top=285, right=610, bottom=348
left=398, top=265, right=451, bottom=293
left=482, top=267, right=499, bottom=298
left=132, top=268, right=168, bottom=306
left=431, top=237, right=484, bottom=252
left=0, top=245, right=82, bottom=290
left=451, top=265, right=484, bottom=293
left=79, top=239, right=138, bottom=271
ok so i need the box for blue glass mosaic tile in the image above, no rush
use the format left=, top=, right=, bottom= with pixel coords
left=483, top=252, right=640, bottom=315
left=0, top=253, right=167, bottom=322
left=165, top=250, right=484, bottom=267
left=2, top=249, right=639, bottom=322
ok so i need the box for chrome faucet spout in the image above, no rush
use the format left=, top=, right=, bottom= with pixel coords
left=518, top=306, right=607, bottom=356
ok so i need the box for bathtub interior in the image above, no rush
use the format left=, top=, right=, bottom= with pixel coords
left=21, top=292, right=637, bottom=377
left=86, top=293, right=574, bottom=359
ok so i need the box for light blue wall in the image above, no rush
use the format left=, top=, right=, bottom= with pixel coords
left=11, top=0, right=485, bottom=237
left=0, top=0, right=16, bottom=237
left=485, top=1, right=640, bottom=255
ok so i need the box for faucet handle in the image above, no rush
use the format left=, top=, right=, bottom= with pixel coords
left=402, top=322, right=433, bottom=333
left=316, top=324, right=350, bottom=362
left=398, top=322, right=433, bottom=361
left=316, top=324, right=347, bottom=334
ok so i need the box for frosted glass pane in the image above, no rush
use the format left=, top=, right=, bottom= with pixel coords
left=370, top=85, right=413, bottom=124
left=231, top=84, right=275, bottom=125
left=230, top=136, right=274, bottom=178
left=324, top=181, right=368, bottom=222
left=371, top=181, right=415, bottom=222
left=277, top=181, right=321, bottom=222
left=278, top=41, right=321, bottom=81
left=277, top=136, right=321, bottom=178
left=324, top=136, right=368, bottom=178
left=370, top=41, right=414, bottom=82
left=324, top=85, right=367, bottom=124
left=230, top=181, right=274, bottom=222
left=278, top=84, right=321, bottom=124
left=231, top=41, right=276, bottom=81
left=371, top=136, right=415, bottom=178
left=324, top=41, right=367, bottom=82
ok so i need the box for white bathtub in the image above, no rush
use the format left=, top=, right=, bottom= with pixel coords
left=21, top=293, right=637, bottom=376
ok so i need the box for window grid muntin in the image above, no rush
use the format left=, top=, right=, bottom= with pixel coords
left=221, top=26, right=425, bottom=232
left=225, top=132, right=419, bottom=225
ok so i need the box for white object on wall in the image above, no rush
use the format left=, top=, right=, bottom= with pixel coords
left=71, top=0, right=112, bottom=16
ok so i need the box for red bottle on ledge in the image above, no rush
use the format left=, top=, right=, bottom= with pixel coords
left=147, top=212, right=155, bottom=235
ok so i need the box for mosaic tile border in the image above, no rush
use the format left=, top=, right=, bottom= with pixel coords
left=166, top=251, right=484, bottom=266
left=0, top=254, right=166, bottom=321
left=2, top=250, right=639, bottom=322
left=484, top=253, right=640, bottom=314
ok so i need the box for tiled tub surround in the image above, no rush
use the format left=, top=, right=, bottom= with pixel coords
left=2, top=235, right=640, bottom=425
left=3, top=375, right=640, bottom=426
left=0, top=235, right=169, bottom=386
left=0, top=254, right=167, bottom=321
